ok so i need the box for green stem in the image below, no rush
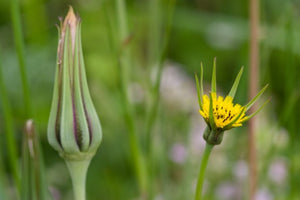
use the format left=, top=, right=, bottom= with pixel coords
left=144, top=2, right=176, bottom=198
left=66, top=160, right=90, bottom=200
left=115, top=0, right=148, bottom=197
left=194, top=143, right=214, bottom=200
left=145, top=0, right=176, bottom=154
left=10, top=0, right=32, bottom=117
left=9, top=0, right=33, bottom=195
left=0, top=152, right=8, bottom=199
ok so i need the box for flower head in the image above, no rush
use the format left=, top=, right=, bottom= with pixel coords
left=47, top=7, right=102, bottom=161
left=200, top=93, right=247, bottom=129
left=195, top=58, right=269, bottom=145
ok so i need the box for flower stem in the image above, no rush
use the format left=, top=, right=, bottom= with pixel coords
left=66, top=159, right=91, bottom=200
left=115, top=0, right=148, bottom=197
left=194, top=143, right=214, bottom=200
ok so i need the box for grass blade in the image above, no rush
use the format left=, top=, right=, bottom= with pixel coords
left=0, top=55, right=21, bottom=194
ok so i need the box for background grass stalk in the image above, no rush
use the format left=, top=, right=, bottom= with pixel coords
left=144, top=1, right=176, bottom=198
left=116, top=0, right=148, bottom=196
left=248, top=0, right=259, bottom=198
left=194, top=143, right=213, bottom=200
left=10, top=0, right=32, bottom=117
left=9, top=0, right=34, bottom=195
left=145, top=0, right=176, bottom=154
left=0, top=152, right=8, bottom=199
left=0, top=56, right=21, bottom=193
left=22, top=120, right=49, bottom=200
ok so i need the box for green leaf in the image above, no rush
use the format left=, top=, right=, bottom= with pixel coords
left=245, top=84, right=269, bottom=111
left=228, top=66, right=243, bottom=98
left=211, top=57, right=217, bottom=93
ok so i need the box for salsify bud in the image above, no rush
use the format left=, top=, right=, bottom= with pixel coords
left=47, top=7, right=102, bottom=161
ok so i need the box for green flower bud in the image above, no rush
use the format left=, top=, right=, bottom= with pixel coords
left=47, top=7, right=102, bottom=161
left=203, top=126, right=224, bottom=145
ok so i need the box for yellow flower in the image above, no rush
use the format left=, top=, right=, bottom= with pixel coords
left=199, top=93, right=248, bottom=129
left=195, top=58, right=269, bottom=145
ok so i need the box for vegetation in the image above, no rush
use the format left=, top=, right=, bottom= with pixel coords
left=0, top=0, right=299, bottom=199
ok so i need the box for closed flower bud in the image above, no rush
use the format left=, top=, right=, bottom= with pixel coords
left=48, top=7, right=102, bottom=161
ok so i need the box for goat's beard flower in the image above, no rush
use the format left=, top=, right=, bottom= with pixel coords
left=195, top=58, right=269, bottom=145
left=200, top=93, right=247, bottom=129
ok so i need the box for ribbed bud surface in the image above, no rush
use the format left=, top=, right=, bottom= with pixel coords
left=48, top=7, right=102, bottom=161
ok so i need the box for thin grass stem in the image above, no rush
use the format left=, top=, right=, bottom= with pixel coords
left=115, top=0, right=148, bottom=197
left=10, top=0, right=32, bottom=117
left=0, top=56, right=21, bottom=193
left=145, top=0, right=176, bottom=159
left=144, top=1, right=176, bottom=198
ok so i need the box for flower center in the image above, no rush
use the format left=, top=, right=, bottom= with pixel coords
left=199, top=93, right=247, bottom=128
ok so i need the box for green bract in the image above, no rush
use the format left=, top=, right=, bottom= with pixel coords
left=47, top=7, right=102, bottom=161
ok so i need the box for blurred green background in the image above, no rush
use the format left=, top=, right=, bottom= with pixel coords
left=0, top=0, right=299, bottom=199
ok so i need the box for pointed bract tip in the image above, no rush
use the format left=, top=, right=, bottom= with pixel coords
left=265, top=83, right=269, bottom=88
left=67, top=6, right=76, bottom=19
left=25, top=119, right=35, bottom=138
left=64, top=6, right=77, bottom=24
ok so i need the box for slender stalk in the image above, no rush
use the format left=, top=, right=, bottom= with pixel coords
left=21, top=125, right=31, bottom=200
left=147, top=0, right=160, bottom=69
left=144, top=0, right=160, bottom=198
left=249, top=0, right=259, bottom=198
left=0, top=56, right=21, bottom=193
left=23, top=0, right=48, bottom=44
left=115, top=0, right=148, bottom=196
left=9, top=0, right=33, bottom=194
left=22, top=120, right=49, bottom=200
left=66, top=160, right=90, bottom=200
left=0, top=152, right=8, bottom=199
left=10, top=0, right=32, bottom=117
left=194, top=143, right=213, bottom=200
left=283, top=4, right=298, bottom=198
left=144, top=1, right=176, bottom=199
left=145, top=0, right=176, bottom=153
